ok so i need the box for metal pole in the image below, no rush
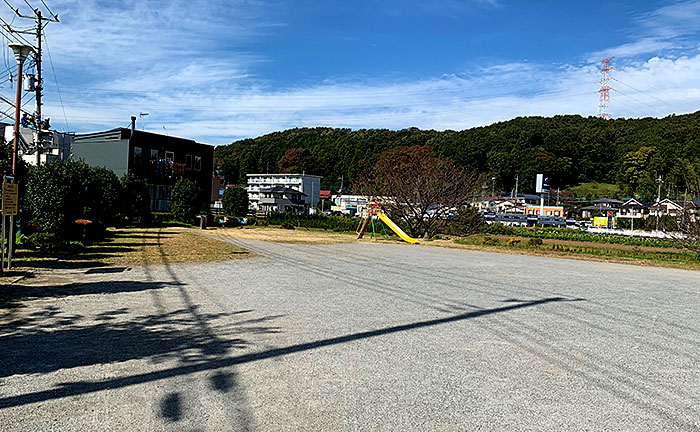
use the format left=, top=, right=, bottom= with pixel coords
left=8, top=214, right=12, bottom=269
left=1, top=214, right=5, bottom=270
left=12, top=61, right=23, bottom=176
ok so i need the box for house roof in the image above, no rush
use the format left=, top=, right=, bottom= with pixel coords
left=581, top=204, right=619, bottom=211
left=260, top=186, right=307, bottom=196
left=593, top=198, right=623, bottom=204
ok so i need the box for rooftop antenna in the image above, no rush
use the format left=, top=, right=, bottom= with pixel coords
left=139, top=112, right=149, bottom=130
left=598, top=57, right=613, bottom=119
left=162, top=125, right=168, bottom=136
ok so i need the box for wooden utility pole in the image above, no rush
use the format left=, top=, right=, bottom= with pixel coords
left=5, top=3, right=58, bottom=157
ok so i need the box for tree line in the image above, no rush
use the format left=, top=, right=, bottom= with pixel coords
left=215, top=112, right=700, bottom=201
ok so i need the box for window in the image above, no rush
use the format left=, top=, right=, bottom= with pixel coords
left=554, top=211, right=561, bottom=216
left=165, top=151, right=174, bottom=161
left=151, top=149, right=159, bottom=160
left=194, top=156, right=201, bottom=171
left=133, top=147, right=142, bottom=165
left=185, top=154, right=192, bottom=170
left=546, top=211, right=552, bottom=216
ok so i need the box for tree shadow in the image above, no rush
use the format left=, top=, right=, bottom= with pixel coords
left=0, top=296, right=570, bottom=410
left=0, top=305, right=281, bottom=378
left=0, top=280, right=185, bottom=306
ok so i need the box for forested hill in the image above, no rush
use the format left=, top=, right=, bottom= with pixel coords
left=214, top=112, right=700, bottom=198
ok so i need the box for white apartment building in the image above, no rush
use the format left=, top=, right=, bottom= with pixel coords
left=247, top=173, right=322, bottom=211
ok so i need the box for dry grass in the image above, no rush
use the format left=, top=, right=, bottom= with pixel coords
left=215, top=226, right=357, bottom=244
left=87, top=227, right=250, bottom=265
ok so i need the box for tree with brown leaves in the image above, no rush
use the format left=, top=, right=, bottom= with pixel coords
left=359, top=145, right=480, bottom=238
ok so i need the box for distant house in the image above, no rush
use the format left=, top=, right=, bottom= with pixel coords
left=257, top=186, right=307, bottom=214
left=246, top=173, right=322, bottom=211
left=331, top=195, right=369, bottom=216
left=73, top=120, right=214, bottom=212
left=524, top=205, right=566, bottom=217
left=580, top=198, right=623, bottom=218
left=616, top=198, right=650, bottom=221
left=649, top=199, right=699, bottom=221
left=2, top=123, right=73, bottom=165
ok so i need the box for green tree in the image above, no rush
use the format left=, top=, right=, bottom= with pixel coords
left=87, top=167, right=122, bottom=224
left=120, top=173, right=151, bottom=225
left=24, top=160, right=120, bottom=236
left=222, top=186, right=249, bottom=216
left=618, top=146, right=661, bottom=199
left=445, top=206, right=484, bottom=236
left=171, top=178, right=201, bottom=223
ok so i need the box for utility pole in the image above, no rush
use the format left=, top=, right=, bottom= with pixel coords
left=4, top=3, right=58, bottom=159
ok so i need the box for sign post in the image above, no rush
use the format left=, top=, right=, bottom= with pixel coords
left=535, top=174, right=551, bottom=221
left=2, top=176, right=18, bottom=269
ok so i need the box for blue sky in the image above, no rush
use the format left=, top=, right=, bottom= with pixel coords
left=1, top=0, right=700, bottom=144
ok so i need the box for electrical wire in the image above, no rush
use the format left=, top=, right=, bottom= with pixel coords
left=21, top=0, right=33, bottom=12
left=612, top=77, right=684, bottom=113
left=612, top=88, right=668, bottom=116
left=38, top=0, right=56, bottom=20
left=42, top=28, right=67, bottom=130
left=614, top=74, right=699, bottom=114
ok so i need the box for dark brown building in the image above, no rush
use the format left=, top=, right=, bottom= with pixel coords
left=73, top=124, right=214, bottom=212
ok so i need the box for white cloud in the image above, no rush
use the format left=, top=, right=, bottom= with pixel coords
left=4, top=0, right=700, bottom=145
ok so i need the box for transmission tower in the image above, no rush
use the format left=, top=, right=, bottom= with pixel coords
left=597, top=57, right=613, bottom=119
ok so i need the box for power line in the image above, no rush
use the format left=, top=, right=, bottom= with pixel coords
left=612, top=88, right=667, bottom=116
left=42, top=28, right=67, bottom=130
left=38, top=0, right=56, bottom=20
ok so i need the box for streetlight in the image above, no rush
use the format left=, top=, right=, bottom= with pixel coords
left=9, top=43, right=33, bottom=175
left=491, top=177, right=496, bottom=197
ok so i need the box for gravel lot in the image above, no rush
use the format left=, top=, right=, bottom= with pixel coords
left=1, top=234, right=699, bottom=431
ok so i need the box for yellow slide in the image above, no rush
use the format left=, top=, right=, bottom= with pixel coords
left=377, top=212, right=420, bottom=244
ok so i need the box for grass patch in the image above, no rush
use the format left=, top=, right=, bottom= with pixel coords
left=11, top=227, right=249, bottom=269
left=450, top=234, right=700, bottom=270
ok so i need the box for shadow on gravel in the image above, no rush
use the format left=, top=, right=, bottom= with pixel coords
left=0, top=296, right=570, bottom=410
left=0, top=305, right=281, bottom=378
left=0, top=281, right=183, bottom=305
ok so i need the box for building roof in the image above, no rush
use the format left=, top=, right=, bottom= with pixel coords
left=581, top=203, right=619, bottom=211
left=593, top=198, right=623, bottom=204
left=260, top=186, right=307, bottom=196
left=247, top=173, right=323, bottom=179
left=74, top=128, right=212, bottom=149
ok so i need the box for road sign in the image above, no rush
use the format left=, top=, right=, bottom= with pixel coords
left=535, top=174, right=551, bottom=194
left=2, top=182, right=18, bottom=216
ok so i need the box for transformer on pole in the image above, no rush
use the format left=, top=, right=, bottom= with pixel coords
left=598, top=57, right=613, bottom=119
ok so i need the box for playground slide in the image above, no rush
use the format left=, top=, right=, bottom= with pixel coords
left=377, top=212, right=420, bottom=244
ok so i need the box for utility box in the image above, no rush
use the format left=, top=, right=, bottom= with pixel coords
left=23, top=74, right=35, bottom=91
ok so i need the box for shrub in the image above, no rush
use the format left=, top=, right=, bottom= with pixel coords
left=222, top=187, right=249, bottom=217
left=171, top=178, right=201, bottom=224
left=482, top=236, right=499, bottom=245
left=486, top=223, right=516, bottom=236
left=527, top=238, right=543, bottom=247
left=506, top=238, right=521, bottom=246
left=25, top=160, right=122, bottom=237
left=264, top=212, right=360, bottom=232
left=280, top=221, right=295, bottom=230
left=120, top=174, right=151, bottom=225
left=152, top=212, right=175, bottom=225
left=446, top=206, right=484, bottom=236
left=27, top=232, right=62, bottom=252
